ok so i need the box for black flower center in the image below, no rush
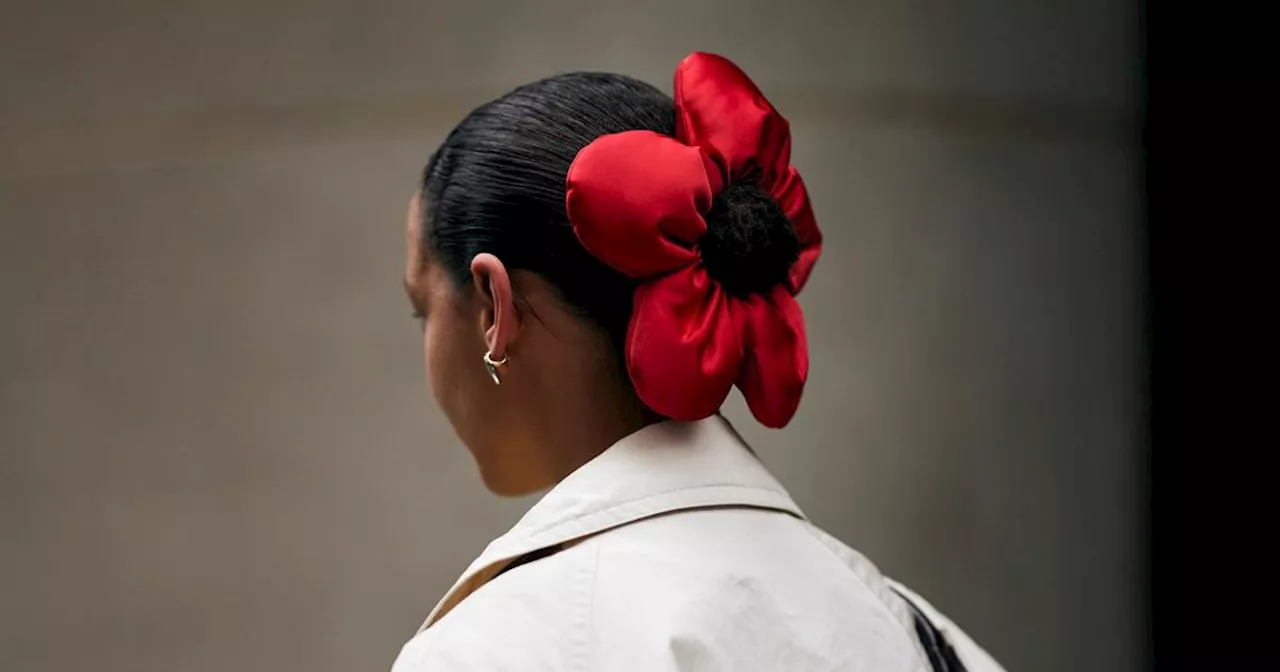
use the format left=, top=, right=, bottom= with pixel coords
left=699, top=181, right=801, bottom=298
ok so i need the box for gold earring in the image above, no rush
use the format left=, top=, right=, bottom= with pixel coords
left=483, top=350, right=508, bottom=385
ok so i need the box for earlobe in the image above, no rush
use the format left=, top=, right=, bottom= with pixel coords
left=469, top=253, right=519, bottom=358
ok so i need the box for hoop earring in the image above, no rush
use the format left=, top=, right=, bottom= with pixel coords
left=483, top=350, right=508, bottom=386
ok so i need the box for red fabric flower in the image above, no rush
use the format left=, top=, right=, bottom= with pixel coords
left=565, top=52, right=822, bottom=428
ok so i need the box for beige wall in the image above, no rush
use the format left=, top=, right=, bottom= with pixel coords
left=1, top=1, right=1144, bottom=671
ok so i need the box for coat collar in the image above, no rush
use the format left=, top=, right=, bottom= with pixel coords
left=420, top=415, right=805, bottom=630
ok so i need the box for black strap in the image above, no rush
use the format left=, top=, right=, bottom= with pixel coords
left=892, top=587, right=968, bottom=672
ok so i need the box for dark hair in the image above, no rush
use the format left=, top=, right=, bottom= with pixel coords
left=421, top=71, right=800, bottom=352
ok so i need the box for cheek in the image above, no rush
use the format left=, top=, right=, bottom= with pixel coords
left=423, top=308, right=480, bottom=425
left=423, top=318, right=452, bottom=407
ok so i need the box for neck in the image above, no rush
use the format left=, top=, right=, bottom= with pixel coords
left=523, top=360, right=660, bottom=490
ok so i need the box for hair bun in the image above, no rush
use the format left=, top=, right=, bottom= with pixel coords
left=699, top=180, right=801, bottom=298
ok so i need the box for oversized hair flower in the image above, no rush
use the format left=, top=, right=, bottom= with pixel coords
left=565, top=52, right=822, bottom=428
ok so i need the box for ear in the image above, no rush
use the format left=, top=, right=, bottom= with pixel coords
left=469, top=253, right=521, bottom=358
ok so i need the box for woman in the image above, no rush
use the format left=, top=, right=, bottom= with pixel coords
left=393, top=52, right=1005, bottom=671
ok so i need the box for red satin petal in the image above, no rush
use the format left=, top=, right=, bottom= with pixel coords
left=627, top=265, right=742, bottom=421
left=732, top=286, right=809, bottom=428
left=567, top=130, right=714, bottom=278
left=773, top=167, right=823, bottom=293
left=674, top=52, right=792, bottom=191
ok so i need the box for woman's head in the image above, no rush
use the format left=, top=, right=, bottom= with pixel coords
left=405, top=73, right=673, bottom=494
left=404, top=55, right=821, bottom=496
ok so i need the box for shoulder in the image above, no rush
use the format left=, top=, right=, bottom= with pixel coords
left=585, top=509, right=930, bottom=670
left=800, top=521, right=1007, bottom=672
left=391, top=544, right=600, bottom=672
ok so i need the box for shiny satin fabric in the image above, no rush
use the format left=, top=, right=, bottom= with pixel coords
left=565, top=52, right=823, bottom=428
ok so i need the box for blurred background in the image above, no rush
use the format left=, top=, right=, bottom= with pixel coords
left=0, top=1, right=1145, bottom=671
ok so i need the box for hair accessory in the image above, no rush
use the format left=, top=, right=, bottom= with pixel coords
left=565, top=52, right=822, bottom=428
left=483, top=350, right=508, bottom=386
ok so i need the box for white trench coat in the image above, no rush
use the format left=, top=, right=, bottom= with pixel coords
left=391, top=416, right=1006, bottom=671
